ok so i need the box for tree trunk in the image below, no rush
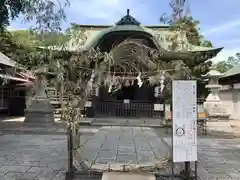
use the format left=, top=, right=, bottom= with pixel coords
left=60, top=81, right=64, bottom=120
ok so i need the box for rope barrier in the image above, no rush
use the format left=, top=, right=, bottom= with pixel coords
left=77, top=66, right=190, bottom=74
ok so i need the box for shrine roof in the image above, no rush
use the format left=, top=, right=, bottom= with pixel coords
left=221, top=64, right=240, bottom=78
left=44, top=9, right=223, bottom=63
left=81, top=9, right=223, bottom=57
left=81, top=24, right=223, bottom=62
left=0, top=52, right=16, bottom=67
left=83, top=24, right=152, bottom=50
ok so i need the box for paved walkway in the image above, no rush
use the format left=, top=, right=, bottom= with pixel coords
left=1, top=126, right=240, bottom=179
left=164, top=137, right=240, bottom=180
left=80, top=127, right=169, bottom=171
left=0, top=134, right=67, bottom=180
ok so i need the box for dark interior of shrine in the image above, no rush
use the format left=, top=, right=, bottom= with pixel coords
left=99, top=81, right=155, bottom=101
left=117, top=83, right=136, bottom=100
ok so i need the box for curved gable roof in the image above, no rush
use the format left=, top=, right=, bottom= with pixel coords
left=0, top=52, right=16, bottom=67
left=82, top=25, right=155, bottom=50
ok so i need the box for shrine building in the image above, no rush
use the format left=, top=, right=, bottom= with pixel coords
left=54, top=9, right=223, bottom=119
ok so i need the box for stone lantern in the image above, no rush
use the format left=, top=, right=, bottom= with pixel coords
left=24, top=66, right=55, bottom=126
left=202, top=65, right=229, bottom=119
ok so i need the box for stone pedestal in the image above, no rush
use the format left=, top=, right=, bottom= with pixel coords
left=202, top=66, right=230, bottom=120
left=24, top=66, right=55, bottom=126
left=24, top=98, right=55, bottom=127
left=203, top=85, right=230, bottom=119
left=203, top=101, right=229, bottom=120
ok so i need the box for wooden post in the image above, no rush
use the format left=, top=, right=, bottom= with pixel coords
left=66, top=124, right=74, bottom=180
left=185, top=161, right=191, bottom=180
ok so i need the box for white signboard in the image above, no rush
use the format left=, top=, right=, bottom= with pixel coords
left=154, top=104, right=164, bottom=111
left=123, top=99, right=130, bottom=104
left=172, top=80, right=197, bottom=162
left=84, top=101, right=92, bottom=107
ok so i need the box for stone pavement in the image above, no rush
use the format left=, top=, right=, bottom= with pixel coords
left=89, top=118, right=164, bottom=127
left=80, top=127, right=169, bottom=171
left=164, top=137, right=240, bottom=180
left=0, top=134, right=67, bottom=180
left=0, top=127, right=240, bottom=179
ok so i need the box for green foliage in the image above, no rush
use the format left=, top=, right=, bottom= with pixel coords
left=215, top=61, right=232, bottom=73
left=215, top=53, right=240, bottom=73
left=171, top=16, right=213, bottom=98
left=0, top=0, right=71, bottom=68
left=0, top=0, right=22, bottom=32
left=228, top=53, right=240, bottom=66
left=0, top=0, right=69, bottom=32
left=0, top=28, right=71, bottom=69
left=10, top=29, right=69, bottom=47
left=10, top=30, right=39, bottom=46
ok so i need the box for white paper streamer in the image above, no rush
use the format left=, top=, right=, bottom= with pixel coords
left=160, top=71, right=165, bottom=93
left=108, top=84, right=112, bottom=93
left=88, top=70, right=95, bottom=90
left=137, top=73, right=143, bottom=87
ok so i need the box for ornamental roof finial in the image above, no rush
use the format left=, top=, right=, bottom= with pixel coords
left=116, top=8, right=140, bottom=26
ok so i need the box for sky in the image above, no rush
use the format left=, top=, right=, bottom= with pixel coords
left=9, top=0, right=240, bottom=62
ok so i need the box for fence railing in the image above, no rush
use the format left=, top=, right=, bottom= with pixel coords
left=95, top=100, right=164, bottom=118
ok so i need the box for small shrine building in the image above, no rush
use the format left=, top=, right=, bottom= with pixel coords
left=0, top=52, right=35, bottom=116
left=219, top=64, right=240, bottom=119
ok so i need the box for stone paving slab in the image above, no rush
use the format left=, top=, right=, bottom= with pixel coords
left=90, top=118, right=164, bottom=127
left=79, top=126, right=170, bottom=171
left=0, top=134, right=67, bottom=180
left=163, top=137, right=240, bottom=180
left=0, top=126, right=99, bottom=135
left=1, top=127, right=240, bottom=179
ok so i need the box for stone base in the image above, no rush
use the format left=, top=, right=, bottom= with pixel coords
left=102, top=172, right=155, bottom=180
left=24, top=98, right=55, bottom=127
left=204, top=101, right=230, bottom=120
left=208, top=115, right=230, bottom=122
left=24, top=110, right=55, bottom=127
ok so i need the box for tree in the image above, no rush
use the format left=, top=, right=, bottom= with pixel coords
left=161, top=0, right=214, bottom=98
left=215, top=61, right=232, bottom=73
left=0, top=0, right=69, bottom=32
left=10, top=29, right=69, bottom=47
left=0, top=0, right=70, bottom=68
left=228, top=53, right=240, bottom=66
left=215, top=53, right=240, bottom=73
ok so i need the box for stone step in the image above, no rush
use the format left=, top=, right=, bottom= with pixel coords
left=101, top=172, right=156, bottom=180
left=71, top=171, right=102, bottom=180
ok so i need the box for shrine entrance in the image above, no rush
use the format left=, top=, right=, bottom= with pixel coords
left=93, top=81, right=164, bottom=119
left=85, top=27, right=165, bottom=118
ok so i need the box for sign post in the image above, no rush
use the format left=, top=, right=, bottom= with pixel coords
left=172, top=80, right=197, bottom=179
